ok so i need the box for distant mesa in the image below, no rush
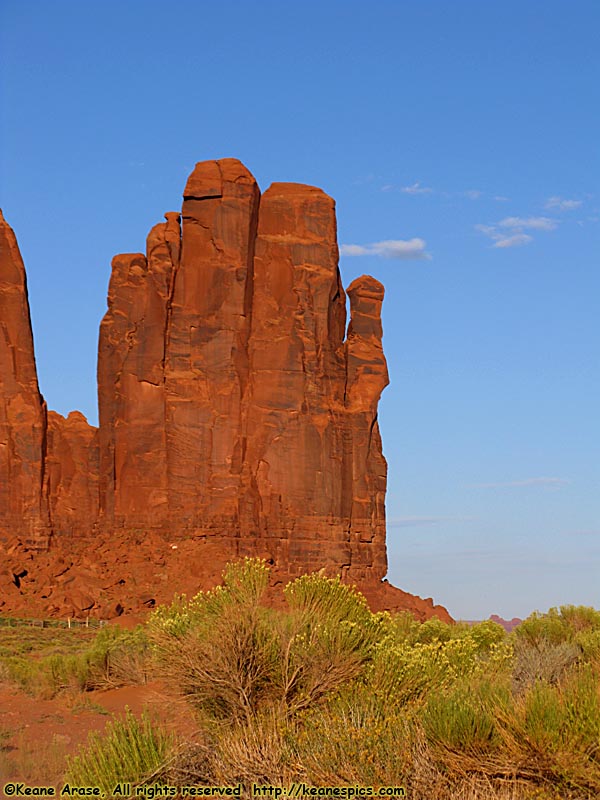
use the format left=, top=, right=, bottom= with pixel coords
left=489, top=614, right=523, bottom=633
left=462, top=615, right=523, bottom=633
left=0, top=160, right=450, bottom=623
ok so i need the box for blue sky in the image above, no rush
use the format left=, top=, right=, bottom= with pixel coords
left=1, top=0, right=598, bottom=619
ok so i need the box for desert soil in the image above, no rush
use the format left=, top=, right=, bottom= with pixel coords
left=0, top=681, right=196, bottom=788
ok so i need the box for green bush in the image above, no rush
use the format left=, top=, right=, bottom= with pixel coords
left=517, top=605, right=600, bottom=648
left=149, top=559, right=279, bottom=722
left=84, top=567, right=600, bottom=798
left=64, top=709, right=174, bottom=793
left=414, top=617, right=454, bottom=644
left=149, top=560, right=381, bottom=723
left=294, top=683, right=412, bottom=786
left=421, top=680, right=506, bottom=754
left=84, top=625, right=152, bottom=688
left=0, top=624, right=151, bottom=697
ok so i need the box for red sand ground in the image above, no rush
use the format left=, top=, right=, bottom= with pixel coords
left=0, top=681, right=197, bottom=788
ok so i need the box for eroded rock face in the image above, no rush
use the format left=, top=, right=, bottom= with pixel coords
left=97, top=163, right=390, bottom=586
left=238, top=183, right=387, bottom=581
left=164, top=159, right=259, bottom=530
left=0, top=162, right=452, bottom=623
left=45, top=411, right=99, bottom=540
left=0, top=210, right=51, bottom=548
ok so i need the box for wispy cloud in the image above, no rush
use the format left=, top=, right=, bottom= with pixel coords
left=388, top=516, right=473, bottom=528
left=463, top=189, right=483, bottom=200
left=498, top=216, right=558, bottom=231
left=494, top=233, right=533, bottom=248
left=469, top=477, right=570, bottom=489
left=401, top=181, right=434, bottom=195
left=475, top=224, right=533, bottom=249
left=545, top=196, right=583, bottom=211
left=476, top=215, right=558, bottom=248
left=340, top=244, right=371, bottom=256
left=340, top=238, right=431, bottom=260
left=494, top=195, right=510, bottom=202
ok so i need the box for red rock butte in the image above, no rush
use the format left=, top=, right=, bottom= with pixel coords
left=0, top=160, right=450, bottom=622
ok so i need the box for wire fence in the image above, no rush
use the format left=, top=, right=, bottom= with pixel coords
left=0, top=615, right=107, bottom=630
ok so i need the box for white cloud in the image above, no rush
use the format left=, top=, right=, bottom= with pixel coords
left=475, top=224, right=533, bottom=249
left=463, top=189, right=483, bottom=200
left=373, top=239, right=430, bottom=259
left=493, top=233, right=533, bottom=248
left=401, top=181, right=434, bottom=195
left=545, top=196, right=583, bottom=211
left=339, top=244, right=369, bottom=256
left=498, top=216, right=558, bottom=231
left=476, top=214, right=558, bottom=249
left=340, top=238, right=431, bottom=260
left=494, top=195, right=510, bottom=202
left=469, top=477, right=570, bottom=489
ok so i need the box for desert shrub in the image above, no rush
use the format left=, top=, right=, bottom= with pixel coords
left=150, top=559, right=281, bottom=722
left=2, top=652, right=88, bottom=696
left=150, top=557, right=272, bottom=642
left=149, top=560, right=381, bottom=723
left=512, top=638, right=581, bottom=693
left=384, top=609, right=421, bottom=643
left=491, top=664, right=600, bottom=795
left=383, top=615, right=505, bottom=650
left=421, top=679, right=507, bottom=754
left=208, top=710, right=295, bottom=786
left=147, top=563, right=600, bottom=798
left=414, top=616, right=454, bottom=644
left=64, top=709, right=174, bottom=794
left=147, top=592, right=200, bottom=639
left=517, top=606, right=600, bottom=648
left=279, top=573, right=381, bottom=713
left=559, top=606, right=600, bottom=634
left=469, top=620, right=506, bottom=650
left=370, top=628, right=513, bottom=709
left=574, top=628, right=600, bottom=662
left=369, top=638, right=450, bottom=705
left=283, top=572, right=375, bottom=628
left=177, top=606, right=279, bottom=722
left=0, top=624, right=151, bottom=697
left=84, top=625, right=152, bottom=688
left=293, top=682, right=413, bottom=786
left=558, top=664, right=600, bottom=754
left=517, top=611, right=568, bottom=647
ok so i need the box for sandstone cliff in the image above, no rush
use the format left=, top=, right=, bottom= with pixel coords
left=0, top=210, right=51, bottom=549
left=0, top=161, right=451, bottom=623
left=97, top=161, right=389, bottom=586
